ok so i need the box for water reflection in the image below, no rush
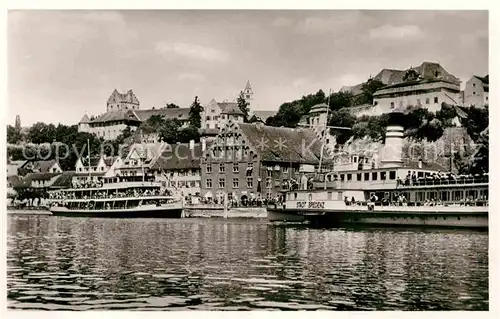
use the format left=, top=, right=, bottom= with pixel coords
left=7, top=214, right=488, bottom=310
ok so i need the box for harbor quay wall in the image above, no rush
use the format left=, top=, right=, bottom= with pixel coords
left=184, top=206, right=267, bottom=218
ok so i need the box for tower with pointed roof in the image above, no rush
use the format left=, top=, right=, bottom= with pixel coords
left=15, top=115, right=21, bottom=130
left=242, top=80, right=254, bottom=109
left=78, top=113, right=91, bottom=133
left=107, top=89, right=140, bottom=112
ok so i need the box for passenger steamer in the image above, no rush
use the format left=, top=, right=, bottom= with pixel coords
left=49, top=176, right=183, bottom=218
left=267, top=111, right=488, bottom=229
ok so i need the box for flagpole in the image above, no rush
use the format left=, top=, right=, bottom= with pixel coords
left=318, top=88, right=332, bottom=173
left=87, top=139, right=91, bottom=182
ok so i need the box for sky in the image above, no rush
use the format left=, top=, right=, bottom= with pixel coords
left=8, top=10, right=488, bottom=127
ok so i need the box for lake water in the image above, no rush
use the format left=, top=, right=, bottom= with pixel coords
left=6, top=212, right=489, bottom=310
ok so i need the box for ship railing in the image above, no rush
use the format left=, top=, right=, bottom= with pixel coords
left=398, top=176, right=488, bottom=187
left=345, top=200, right=488, bottom=208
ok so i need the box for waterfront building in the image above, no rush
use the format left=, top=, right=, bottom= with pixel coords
left=18, top=159, right=63, bottom=176
left=200, top=122, right=325, bottom=202
left=115, top=143, right=166, bottom=180
left=73, top=156, right=122, bottom=184
left=150, top=141, right=202, bottom=196
left=463, top=75, right=489, bottom=107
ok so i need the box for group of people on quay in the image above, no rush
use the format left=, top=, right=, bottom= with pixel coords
left=188, top=195, right=285, bottom=207
left=398, top=171, right=488, bottom=187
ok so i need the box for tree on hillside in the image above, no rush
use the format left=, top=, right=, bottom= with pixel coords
left=140, top=115, right=165, bottom=134
left=266, top=89, right=326, bottom=128
left=188, top=96, right=203, bottom=129
left=328, top=109, right=356, bottom=144
left=327, top=91, right=354, bottom=111
left=459, top=106, right=489, bottom=142
left=165, top=103, right=180, bottom=109
left=7, top=125, right=23, bottom=144
left=237, top=91, right=250, bottom=122
left=28, top=122, right=57, bottom=144
left=248, top=114, right=260, bottom=123
left=353, top=79, right=385, bottom=106
left=159, top=119, right=181, bottom=144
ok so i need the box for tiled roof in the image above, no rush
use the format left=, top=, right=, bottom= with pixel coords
left=127, top=143, right=165, bottom=163
left=346, top=62, right=460, bottom=97
left=374, top=68, right=405, bottom=85
left=340, top=83, right=364, bottom=96
left=219, top=102, right=244, bottom=115
left=52, top=171, right=75, bottom=188
left=474, top=75, right=489, bottom=85
left=107, top=89, right=139, bottom=105
left=373, top=78, right=458, bottom=93
left=237, top=123, right=323, bottom=164
left=104, top=156, right=119, bottom=167
left=135, top=108, right=190, bottom=122
left=79, top=114, right=90, bottom=123
left=309, top=103, right=329, bottom=114
left=245, top=80, right=253, bottom=92
left=151, top=143, right=202, bottom=170
left=18, top=172, right=61, bottom=187
left=91, top=110, right=141, bottom=123
left=80, top=157, right=102, bottom=167
left=21, top=160, right=59, bottom=173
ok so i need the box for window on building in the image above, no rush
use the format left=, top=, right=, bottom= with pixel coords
left=486, top=96, right=488, bottom=101
left=389, top=171, right=396, bottom=180
left=206, top=179, right=212, bottom=188
left=372, top=172, right=378, bottom=181
left=247, top=178, right=253, bottom=188
left=266, top=178, right=272, bottom=189
left=426, top=98, right=430, bottom=104
left=219, top=163, right=225, bottom=173
left=79, top=167, right=82, bottom=172
left=207, top=164, right=212, bottom=174
left=233, top=178, right=239, bottom=188
left=267, top=169, right=272, bottom=177
left=357, top=173, right=362, bottom=181
left=364, top=172, right=370, bottom=181
left=233, top=163, right=239, bottom=173
left=381, top=171, right=387, bottom=180
left=219, top=178, right=225, bottom=188
left=283, top=166, right=289, bottom=174
left=473, top=83, right=476, bottom=87
left=340, top=174, right=345, bottom=181
left=473, top=92, right=476, bottom=95
left=347, top=174, right=352, bottom=181
left=390, top=102, right=395, bottom=109
left=374, top=101, right=378, bottom=106
left=327, top=192, right=332, bottom=200
left=434, top=97, right=439, bottom=104
left=206, top=116, right=211, bottom=120
left=246, top=95, right=250, bottom=99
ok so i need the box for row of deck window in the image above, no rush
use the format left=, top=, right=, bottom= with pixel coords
left=339, top=171, right=397, bottom=182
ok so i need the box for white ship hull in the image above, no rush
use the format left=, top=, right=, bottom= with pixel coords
left=267, top=205, right=488, bottom=228
left=50, top=203, right=183, bottom=218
